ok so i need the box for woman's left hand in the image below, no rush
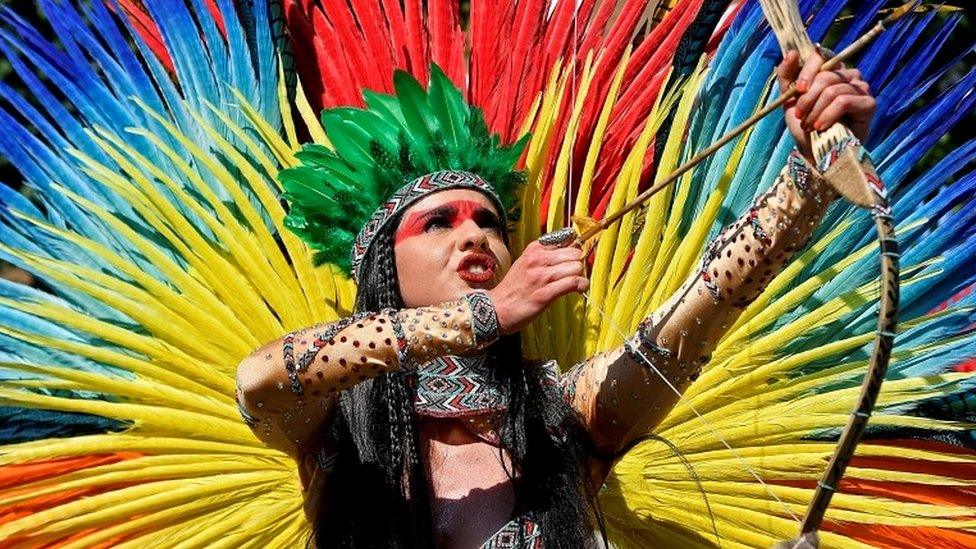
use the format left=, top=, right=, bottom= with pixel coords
left=777, top=50, right=876, bottom=163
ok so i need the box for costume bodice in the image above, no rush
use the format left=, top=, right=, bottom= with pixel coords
left=299, top=359, right=561, bottom=547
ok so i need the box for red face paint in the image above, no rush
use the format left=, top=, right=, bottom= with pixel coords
left=395, top=200, right=499, bottom=244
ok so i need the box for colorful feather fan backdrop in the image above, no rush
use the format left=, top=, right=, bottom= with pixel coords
left=0, top=0, right=973, bottom=546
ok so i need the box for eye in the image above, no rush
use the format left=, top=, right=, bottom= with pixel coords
left=424, top=216, right=451, bottom=231
left=474, top=212, right=502, bottom=232
left=478, top=218, right=501, bottom=232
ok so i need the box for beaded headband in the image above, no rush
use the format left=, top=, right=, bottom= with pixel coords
left=279, top=65, right=528, bottom=281
left=351, top=171, right=506, bottom=281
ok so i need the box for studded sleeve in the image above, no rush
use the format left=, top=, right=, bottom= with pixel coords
left=235, top=291, right=499, bottom=456
left=562, top=150, right=838, bottom=456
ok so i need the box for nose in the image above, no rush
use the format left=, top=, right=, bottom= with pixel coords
left=456, top=218, right=490, bottom=252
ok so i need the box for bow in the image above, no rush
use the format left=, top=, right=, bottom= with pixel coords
left=550, top=1, right=908, bottom=542
left=756, top=0, right=901, bottom=538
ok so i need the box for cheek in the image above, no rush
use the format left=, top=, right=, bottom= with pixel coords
left=395, top=240, right=433, bottom=280
left=394, top=238, right=454, bottom=306
left=490, top=238, right=512, bottom=275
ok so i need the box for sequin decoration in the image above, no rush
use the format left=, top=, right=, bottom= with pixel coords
left=787, top=149, right=812, bottom=195
left=282, top=333, right=303, bottom=396
left=235, top=387, right=259, bottom=428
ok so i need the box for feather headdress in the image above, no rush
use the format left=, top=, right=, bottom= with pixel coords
left=280, top=66, right=528, bottom=278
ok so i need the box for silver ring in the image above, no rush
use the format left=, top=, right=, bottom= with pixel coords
left=538, top=227, right=577, bottom=248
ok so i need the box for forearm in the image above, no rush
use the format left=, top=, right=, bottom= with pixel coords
left=235, top=291, right=499, bottom=453
left=569, top=150, right=837, bottom=455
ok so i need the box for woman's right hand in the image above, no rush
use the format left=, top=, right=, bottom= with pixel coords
left=488, top=239, right=589, bottom=334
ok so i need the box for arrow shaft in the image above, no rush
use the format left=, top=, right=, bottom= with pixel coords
left=578, top=5, right=909, bottom=244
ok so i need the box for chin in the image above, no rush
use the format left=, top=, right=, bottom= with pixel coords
left=461, top=277, right=497, bottom=292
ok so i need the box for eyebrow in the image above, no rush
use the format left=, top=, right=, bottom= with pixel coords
left=416, top=204, right=459, bottom=220
left=411, top=202, right=499, bottom=223
left=472, top=207, right=501, bottom=225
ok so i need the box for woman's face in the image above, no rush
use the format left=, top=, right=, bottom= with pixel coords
left=394, top=189, right=512, bottom=307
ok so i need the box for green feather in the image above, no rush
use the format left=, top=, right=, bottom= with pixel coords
left=393, top=70, right=440, bottom=156
left=427, top=66, right=469, bottom=153
left=281, top=63, right=530, bottom=276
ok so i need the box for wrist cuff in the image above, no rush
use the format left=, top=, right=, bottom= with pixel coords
left=464, top=290, right=500, bottom=347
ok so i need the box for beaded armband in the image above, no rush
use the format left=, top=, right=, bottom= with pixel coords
left=624, top=318, right=710, bottom=385
left=464, top=290, right=501, bottom=347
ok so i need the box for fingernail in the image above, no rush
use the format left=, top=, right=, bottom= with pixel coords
left=814, top=121, right=824, bottom=132
left=796, top=79, right=808, bottom=93
left=795, top=109, right=804, bottom=119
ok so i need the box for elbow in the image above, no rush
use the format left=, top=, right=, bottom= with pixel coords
left=235, top=344, right=276, bottom=416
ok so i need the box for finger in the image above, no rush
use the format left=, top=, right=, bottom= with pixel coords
left=837, top=68, right=862, bottom=82
left=796, top=52, right=825, bottom=93
left=778, top=50, right=801, bottom=93
left=796, top=68, right=862, bottom=117
left=795, top=71, right=846, bottom=120
left=541, top=275, right=590, bottom=301
left=542, top=246, right=586, bottom=265
left=542, top=260, right=585, bottom=283
left=851, top=78, right=870, bottom=95
left=814, top=95, right=875, bottom=136
left=804, top=83, right=862, bottom=130
left=521, top=240, right=542, bottom=259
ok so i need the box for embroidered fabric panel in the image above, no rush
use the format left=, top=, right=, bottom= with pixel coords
left=465, top=290, right=501, bottom=346
left=563, top=149, right=838, bottom=456
left=414, top=354, right=507, bottom=417
left=236, top=293, right=501, bottom=455
left=481, top=515, right=544, bottom=549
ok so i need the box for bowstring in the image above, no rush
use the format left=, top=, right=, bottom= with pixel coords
left=561, top=0, right=802, bottom=529
left=581, top=290, right=802, bottom=525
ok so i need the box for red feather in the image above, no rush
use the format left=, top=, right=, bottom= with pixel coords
left=403, top=0, right=429, bottom=83
left=379, top=0, right=409, bottom=70
left=350, top=0, right=397, bottom=92
left=113, top=0, right=175, bottom=74
left=311, top=8, right=364, bottom=107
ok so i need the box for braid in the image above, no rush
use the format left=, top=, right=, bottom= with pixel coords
left=317, top=211, right=596, bottom=548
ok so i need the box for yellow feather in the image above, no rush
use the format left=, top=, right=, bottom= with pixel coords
left=0, top=389, right=252, bottom=444
left=294, top=76, right=331, bottom=147
left=231, top=88, right=298, bottom=164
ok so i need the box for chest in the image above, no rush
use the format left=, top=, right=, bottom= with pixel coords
left=422, top=418, right=518, bottom=548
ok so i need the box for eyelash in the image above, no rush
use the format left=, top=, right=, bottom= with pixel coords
left=424, top=217, right=451, bottom=231
left=479, top=218, right=501, bottom=232
left=422, top=215, right=502, bottom=232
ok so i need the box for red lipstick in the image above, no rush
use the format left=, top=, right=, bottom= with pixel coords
left=456, top=253, right=496, bottom=283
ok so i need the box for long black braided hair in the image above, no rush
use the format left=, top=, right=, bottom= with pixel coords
left=312, top=218, right=604, bottom=548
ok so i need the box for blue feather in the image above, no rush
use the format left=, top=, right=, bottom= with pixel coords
left=0, top=407, right=125, bottom=445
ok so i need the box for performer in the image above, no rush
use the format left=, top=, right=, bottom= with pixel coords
left=235, top=52, right=875, bottom=547
left=2, top=2, right=974, bottom=548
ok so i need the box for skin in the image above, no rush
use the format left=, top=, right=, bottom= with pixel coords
left=779, top=50, right=875, bottom=163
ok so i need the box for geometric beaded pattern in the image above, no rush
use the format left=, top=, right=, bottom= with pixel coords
left=787, top=148, right=812, bottom=195
left=413, top=354, right=507, bottom=417
left=465, top=290, right=500, bottom=347
left=351, top=170, right=505, bottom=281
left=481, top=514, right=544, bottom=549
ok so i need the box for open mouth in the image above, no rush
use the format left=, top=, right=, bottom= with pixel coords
left=456, top=253, right=497, bottom=283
